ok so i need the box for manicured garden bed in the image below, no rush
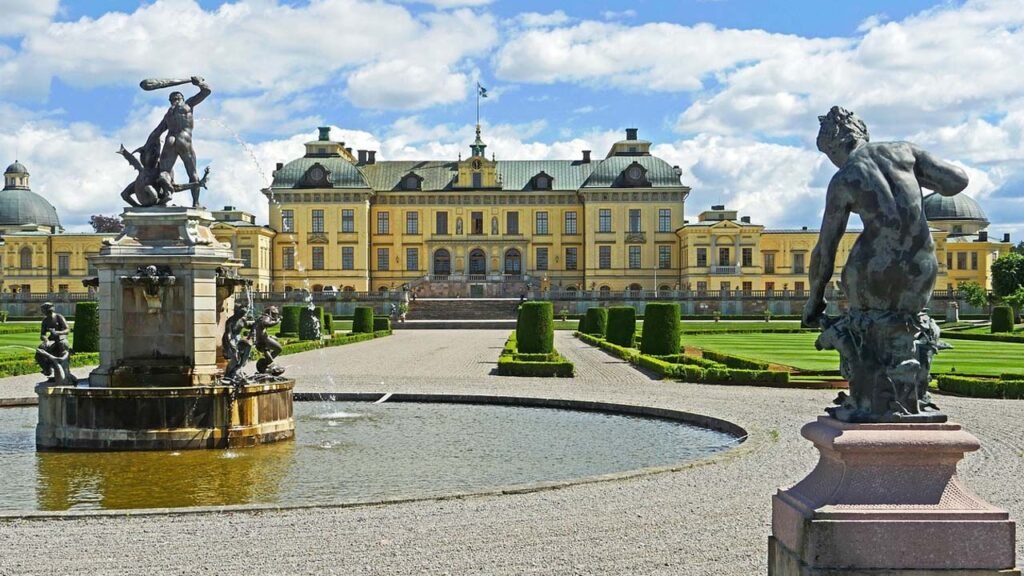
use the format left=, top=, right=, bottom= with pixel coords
left=496, top=332, right=574, bottom=377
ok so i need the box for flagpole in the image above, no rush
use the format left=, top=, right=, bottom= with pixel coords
left=476, top=82, right=480, bottom=127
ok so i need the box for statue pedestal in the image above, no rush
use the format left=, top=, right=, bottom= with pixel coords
left=770, top=417, right=1019, bottom=574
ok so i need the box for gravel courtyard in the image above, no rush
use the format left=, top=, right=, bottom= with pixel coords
left=0, top=329, right=1020, bottom=575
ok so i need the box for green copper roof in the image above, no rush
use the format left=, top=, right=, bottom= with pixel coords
left=923, top=192, right=988, bottom=222
left=359, top=161, right=457, bottom=191
left=270, top=157, right=369, bottom=189
left=0, top=188, right=61, bottom=228
left=583, top=156, right=683, bottom=188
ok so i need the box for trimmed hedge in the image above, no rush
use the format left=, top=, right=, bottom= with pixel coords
left=496, top=332, right=574, bottom=377
left=516, top=301, right=554, bottom=354
left=606, top=306, right=636, bottom=348
left=1001, top=373, right=1024, bottom=381
left=279, top=329, right=392, bottom=356
left=352, top=306, right=375, bottom=334
left=72, top=301, right=100, bottom=353
left=373, top=317, right=391, bottom=331
left=279, top=305, right=303, bottom=336
left=942, top=331, right=1024, bottom=343
left=0, top=352, right=99, bottom=378
left=299, top=306, right=325, bottom=341
left=0, top=324, right=37, bottom=334
left=701, top=349, right=770, bottom=371
left=324, top=313, right=334, bottom=335
left=992, top=306, right=1015, bottom=333
left=640, top=302, right=680, bottom=355
left=937, top=374, right=1024, bottom=399
left=583, top=307, right=609, bottom=337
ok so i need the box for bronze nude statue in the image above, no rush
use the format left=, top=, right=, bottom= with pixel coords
left=254, top=306, right=285, bottom=376
left=803, top=106, right=968, bottom=423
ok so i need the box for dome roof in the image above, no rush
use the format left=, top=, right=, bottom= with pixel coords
left=4, top=161, right=28, bottom=175
left=923, top=192, right=988, bottom=222
left=0, top=189, right=61, bottom=228
left=270, top=157, right=369, bottom=189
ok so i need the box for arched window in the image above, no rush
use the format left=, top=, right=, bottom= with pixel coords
left=378, top=286, right=389, bottom=293
left=469, top=249, right=486, bottom=275
left=565, top=285, right=578, bottom=293
left=659, top=285, right=672, bottom=293
left=343, top=286, right=355, bottom=292
left=504, top=248, right=522, bottom=275
left=628, top=283, right=643, bottom=297
left=599, top=285, right=611, bottom=295
left=312, top=284, right=323, bottom=292
left=19, top=247, right=32, bottom=270
left=433, top=249, right=451, bottom=276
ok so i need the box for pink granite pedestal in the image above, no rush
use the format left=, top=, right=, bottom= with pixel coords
left=770, top=417, right=1019, bottom=575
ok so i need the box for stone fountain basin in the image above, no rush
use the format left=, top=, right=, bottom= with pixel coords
left=36, top=380, right=294, bottom=451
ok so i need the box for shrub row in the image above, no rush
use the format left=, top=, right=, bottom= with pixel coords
left=73, top=302, right=100, bottom=353
left=700, top=350, right=770, bottom=371
left=278, top=329, right=391, bottom=356
left=0, top=352, right=100, bottom=379
left=583, top=307, right=608, bottom=337
left=991, top=306, right=1015, bottom=333
left=0, top=323, right=39, bottom=334
left=941, top=332, right=1024, bottom=344
left=575, top=332, right=789, bottom=386
left=324, top=313, right=334, bottom=335
left=640, top=302, right=680, bottom=355
left=352, top=306, right=375, bottom=334
left=496, top=332, right=574, bottom=377
left=299, top=306, right=325, bottom=341
left=373, top=317, right=391, bottom=331
left=606, top=307, right=636, bottom=347
left=517, top=301, right=554, bottom=353
left=937, top=374, right=1024, bottom=399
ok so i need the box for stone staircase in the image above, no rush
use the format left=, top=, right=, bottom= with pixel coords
left=397, top=297, right=520, bottom=329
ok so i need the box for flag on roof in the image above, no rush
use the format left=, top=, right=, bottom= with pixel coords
left=477, top=83, right=488, bottom=98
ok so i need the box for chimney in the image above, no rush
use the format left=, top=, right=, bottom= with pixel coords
left=275, top=162, right=283, bottom=170
left=979, top=230, right=988, bottom=242
left=357, top=150, right=367, bottom=164
left=368, top=150, right=377, bottom=164
left=345, top=147, right=353, bottom=156
left=741, top=216, right=751, bottom=224
left=802, top=226, right=808, bottom=231
left=582, top=150, right=591, bottom=163
left=223, top=205, right=235, bottom=211
left=1004, top=233, right=1011, bottom=243
left=625, top=128, right=638, bottom=141
left=318, top=126, right=331, bottom=141
left=711, top=204, right=725, bottom=210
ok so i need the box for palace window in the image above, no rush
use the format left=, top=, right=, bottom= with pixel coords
left=312, top=247, right=324, bottom=270
left=507, top=212, right=519, bottom=234
left=741, top=247, right=752, bottom=267
left=628, top=246, right=641, bottom=269
left=472, top=173, right=482, bottom=188
left=471, top=211, right=484, bottom=234
left=281, top=209, right=294, bottom=233
left=658, top=245, right=671, bottom=269
left=341, top=247, right=354, bottom=270
left=57, top=253, right=70, bottom=276
left=341, top=209, right=354, bottom=232
left=696, top=281, right=707, bottom=294
left=764, top=253, right=775, bottom=273
left=794, top=281, right=805, bottom=294
left=765, top=282, right=775, bottom=293
left=793, top=253, right=806, bottom=274
left=240, top=248, right=252, bottom=268
left=947, top=252, right=954, bottom=269
left=971, top=252, right=978, bottom=270
left=718, top=247, right=730, bottom=267
left=434, top=249, right=451, bottom=275
left=535, top=211, right=549, bottom=234
left=406, top=211, right=419, bottom=234
left=696, top=248, right=707, bottom=267
left=436, top=211, right=448, bottom=234
left=312, top=209, right=324, bottom=233
left=536, top=247, right=548, bottom=271
left=658, top=209, right=671, bottom=233
left=742, top=281, right=752, bottom=293
left=282, top=247, right=295, bottom=270
left=957, top=252, right=967, bottom=270
left=565, top=247, right=578, bottom=270
left=377, top=212, right=390, bottom=234
left=564, top=211, right=577, bottom=235
left=504, top=249, right=522, bottom=274
left=628, top=209, right=641, bottom=233
left=598, top=209, right=612, bottom=233
left=406, top=247, right=419, bottom=272
left=599, top=246, right=612, bottom=269
left=377, top=247, right=390, bottom=271
left=86, top=253, right=97, bottom=276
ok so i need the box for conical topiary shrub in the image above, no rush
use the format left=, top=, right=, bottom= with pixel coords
left=584, top=307, right=609, bottom=337
left=352, top=306, right=375, bottom=333
left=516, top=301, right=554, bottom=353
left=992, top=305, right=1015, bottom=333
left=280, top=305, right=303, bottom=336
left=606, top=306, right=636, bottom=348
left=640, top=302, right=680, bottom=355
left=72, top=301, right=100, bottom=353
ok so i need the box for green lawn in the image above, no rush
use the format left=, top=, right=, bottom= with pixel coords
left=685, top=332, right=1024, bottom=376
left=0, top=332, right=44, bottom=360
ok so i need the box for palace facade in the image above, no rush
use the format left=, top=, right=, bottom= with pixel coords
left=0, top=127, right=1013, bottom=298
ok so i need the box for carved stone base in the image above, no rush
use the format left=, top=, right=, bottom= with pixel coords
left=770, top=417, right=1018, bottom=574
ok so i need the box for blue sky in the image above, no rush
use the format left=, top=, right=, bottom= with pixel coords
left=1, top=0, right=1022, bottom=243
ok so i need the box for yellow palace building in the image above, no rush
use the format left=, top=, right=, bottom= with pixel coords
left=0, top=128, right=1013, bottom=299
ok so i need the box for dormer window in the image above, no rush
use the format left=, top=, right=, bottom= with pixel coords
left=302, top=162, right=331, bottom=188
left=402, top=173, right=423, bottom=191
left=622, top=161, right=650, bottom=187
left=532, top=171, right=553, bottom=190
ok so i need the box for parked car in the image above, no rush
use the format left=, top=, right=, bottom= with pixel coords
left=321, top=285, right=340, bottom=297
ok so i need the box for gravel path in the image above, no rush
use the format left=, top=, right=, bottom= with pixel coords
left=0, top=330, right=1021, bottom=575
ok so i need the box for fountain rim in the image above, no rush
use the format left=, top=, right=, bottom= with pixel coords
left=0, top=392, right=752, bottom=520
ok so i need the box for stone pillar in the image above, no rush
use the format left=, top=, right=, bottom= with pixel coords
left=770, top=417, right=1019, bottom=574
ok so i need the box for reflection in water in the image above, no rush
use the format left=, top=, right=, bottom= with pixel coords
left=0, top=402, right=735, bottom=512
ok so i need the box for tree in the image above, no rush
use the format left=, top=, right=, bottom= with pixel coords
left=89, top=214, right=124, bottom=233
left=957, top=280, right=988, bottom=308
left=1004, top=286, right=1024, bottom=324
left=1013, top=241, right=1024, bottom=256
left=992, top=252, right=1024, bottom=298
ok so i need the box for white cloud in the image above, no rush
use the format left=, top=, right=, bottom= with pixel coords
left=601, top=10, right=636, bottom=21
left=515, top=10, right=572, bottom=28
left=494, top=20, right=844, bottom=92
left=0, top=0, right=59, bottom=37
left=396, top=0, right=493, bottom=7
left=0, top=0, right=497, bottom=112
